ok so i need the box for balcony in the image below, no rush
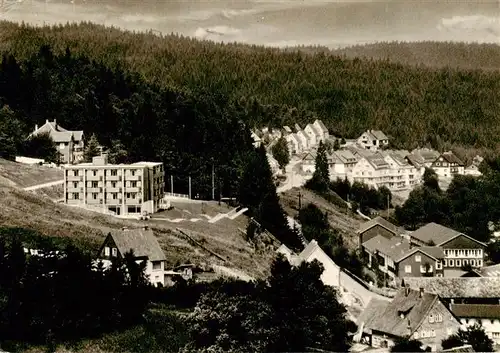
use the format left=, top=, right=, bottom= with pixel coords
left=107, top=187, right=122, bottom=193
left=67, top=175, right=82, bottom=182
left=86, top=174, right=100, bottom=181
left=105, top=199, right=122, bottom=205
left=106, top=175, right=122, bottom=181
left=126, top=174, right=141, bottom=181
left=86, top=187, right=101, bottom=193
left=125, top=187, right=141, bottom=193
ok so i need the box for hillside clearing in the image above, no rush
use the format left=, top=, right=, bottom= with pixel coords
left=0, top=158, right=63, bottom=188
left=279, top=187, right=364, bottom=251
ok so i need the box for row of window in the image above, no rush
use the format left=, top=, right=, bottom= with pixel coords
left=104, top=247, right=118, bottom=257
left=414, top=329, right=436, bottom=339
left=429, top=313, right=443, bottom=323
left=444, top=249, right=483, bottom=258
left=68, top=169, right=141, bottom=177
left=445, top=258, right=482, bottom=267
left=67, top=193, right=142, bottom=202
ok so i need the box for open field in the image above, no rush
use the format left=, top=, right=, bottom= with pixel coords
left=0, top=158, right=63, bottom=188
left=279, top=187, right=364, bottom=251
left=0, top=182, right=275, bottom=279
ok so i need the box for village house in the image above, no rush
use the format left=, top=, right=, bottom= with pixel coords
left=408, top=223, right=487, bottom=273
left=382, top=151, right=421, bottom=189
left=464, top=163, right=482, bottom=177
left=350, top=153, right=392, bottom=190
left=285, top=133, right=302, bottom=156
left=30, top=119, right=84, bottom=164
left=283, top=125, right=293, bottom=135
left=250, top=130, right=262, bottom=148
left=357, top=216, right=404, bottom=248
left=266, top=153, right=281, bottom=175
left=328, top=150, right=358, bottom=178
left=356, top=286, right=461, bottom=351
left=450, top=304, right=500, bottom=344
left=301, top=151, right=316, bottom=174
left=313, top=119, right=329, bottom=141
left=431, top=151, right=465, bottom=178
left=304, top=123, right=322, bottom=148
left=63, top=154, right=164, bottom=217
left=98, top=226, right=167, bottom=286
left=357, top=130, right=390, bottom=151
left=296, top=129, right=310, bottom=152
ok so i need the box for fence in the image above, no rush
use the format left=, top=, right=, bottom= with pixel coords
left=164, top=192, right=189, bottom=199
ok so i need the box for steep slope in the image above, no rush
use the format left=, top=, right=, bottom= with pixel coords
left=279, top=187, right=364, bottom=251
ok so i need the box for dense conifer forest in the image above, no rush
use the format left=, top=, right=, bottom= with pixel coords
left=0, top=22, right=499, bottom=150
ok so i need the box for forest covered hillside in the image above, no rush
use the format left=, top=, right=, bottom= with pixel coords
left=331, top=41, right=500, bottom=71
left=0, top=22, right=499, bottom=151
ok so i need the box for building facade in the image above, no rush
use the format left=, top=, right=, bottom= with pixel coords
left=431, top=152, right=465, bottom=178
left=450, top=304, right=500, bottom=344
left=63, top=154, right=164, bottom=216
left=30, top=119, right=84, bottom=164
left=357, top=130, right=389, bottom=151
left=98, top=227, right=166, bottom=286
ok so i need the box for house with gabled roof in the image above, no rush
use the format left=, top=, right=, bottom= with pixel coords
left=357, top=216, right=403, bottom=248
left=409, top=223, right=487, bottom=273
left=357, top=130, right=390, bottom=151
left=296, top=130, right=309, bottom=152
left=301, top=151, right=316, bottom=174
left=431, top=151, right=465, bottom=178
left=304, top=123, right=322, bottom=148
left=382, top=151, right=420, bottom=189
left=328, top=150, right=358, bottom=177
left=30, top=119, right=84, bottom=164
left=266, top=153, right=281, bottom=176
left=285, top=133, right=301, bottom=156
left=356, top=286, right=461, bottom=351
left=98, top=226, right=167, bottom=286
left=313, top=119, right=329, bottom=141
left=283, top=126, right=293, bottom=134
left=411, top=148, right=441, bottom=170
left=450, top=304, right=500, bottom=344
left=350, top=153, right=391, bottom=189
left=250, top=129, right=262, bottom=148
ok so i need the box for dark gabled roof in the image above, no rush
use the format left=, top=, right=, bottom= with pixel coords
left=450, top=304, right=500, bottom=319
left=107, top=228, right=166, bottom=261
left=411, top=149, right=440, bottom=163
left=363, top=235, right=411, bottom=261
left=404, top=277, right=500, bottom=298
left=442, top=345, right=475, bottom=353
left=406, top=154, right=424, bottom=167
left=358, top=288, right=440, bottom=338
left=302, top=151, right=316, bottom=162
left=369, top=130, right=389, bottom=141
left=409, top=223, right=462, bottom=245
left=438, top=152, right=465, bottom=166
left=366, top=154, right=390, bottom=170
left=409, top=223, right=486, bottom=247
left=395, top=246, right=445, bottom=263
left=358, top=216, right=400, bottom=236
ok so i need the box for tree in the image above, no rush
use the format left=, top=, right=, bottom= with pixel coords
left=306, top=141, right=329, bottom=191
left=423, top=167, right=440, bottom=193
left=83, top=134, right=101, bottom=162
left=271, top=137, right=289, bottom=170
left=0, top=105, right=25, bottom=160
left=266, top=257, right=353, bottom=352
left=442, top=323, right=494, bottom=352
left=238, top=146, right=300, bottom=250
left=333, top=139, right=340, bottom=151
left=391, top=337, right=428, bottom=352
left=487, top=241, right=500, bottom=264
left=21, top=132, right=59, bottom=164
left=107, top=139, right=128, bottom=164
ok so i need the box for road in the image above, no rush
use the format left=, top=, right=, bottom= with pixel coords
left=277, top=157, right=311, bottom=193
left=23, top=179, right=64, bottom=191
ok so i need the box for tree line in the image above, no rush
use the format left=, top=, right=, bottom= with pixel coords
left=1, top=22, right=499, bottom=150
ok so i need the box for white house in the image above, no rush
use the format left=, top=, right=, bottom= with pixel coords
left=431, top=152, right=465, bottom=178
left=301, top=151, right=316, bottom=174
left=350, top=153, right=391, bottom=189
left=267, top=153, right=281, bottom=175
left=296, top=130, right=309, bottom=152
left=328, top=150, right=358, bottom=178
left=382, top=151, right=420, bottom=190
left=464, top=164, right=482, bottom=176
left=250, top=130, right=262, bottom=148
left=283, top=126, right=293, bottom=135
left=357, top=130, right=389, bottom=151
left=313, top=119, right=329, bottom=141
left=450, top=304, right=500, bottom=344
left=285, top=133, right=301, bottom=156
left=304, top=123, right=320, bottom=148
left=98, top=227, right=166, bottom=286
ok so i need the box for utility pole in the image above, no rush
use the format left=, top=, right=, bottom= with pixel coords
left=212, top=163, right=215, bottom=200
left=170, top=175, right=174, bottom=195
left=387, top=194, right=390, bottom=218
left=188, top=176, right=192, bottom=199
left=298, top=190, right=302, bottom=210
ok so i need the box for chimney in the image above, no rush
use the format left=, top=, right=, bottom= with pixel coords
left=53, top=119, right=57, bottom=128
left=419, top=287, right=424, bottom=298
left=407, top=319, right=412, bottom=337
left=34, top=124, right=38, bottom=132
left=46, top=119, right=49, bottom=124
left=400, top=278, right=406, bottom=288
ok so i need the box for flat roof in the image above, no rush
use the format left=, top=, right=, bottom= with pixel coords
left=63, top=161, right=163, bottom=169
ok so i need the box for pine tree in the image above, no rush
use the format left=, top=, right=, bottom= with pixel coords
left=239, top=146, right=301, bottom=250
left=107, top=139, right=128, bottom=164
left=308, top=141, right=330, bottom=191
left=83, top=134, right=101, bottom=162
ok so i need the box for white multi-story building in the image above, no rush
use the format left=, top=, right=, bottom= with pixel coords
left=63, top=154, right=164, bottom=216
